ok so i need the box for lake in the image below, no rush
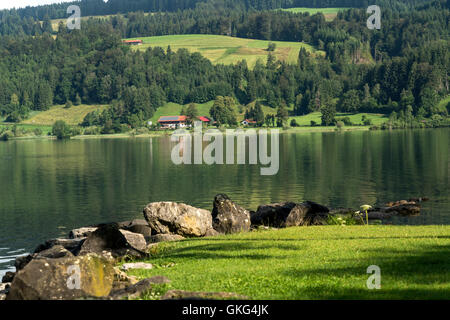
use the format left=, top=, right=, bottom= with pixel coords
left=0, top=128, right=449, bottom=277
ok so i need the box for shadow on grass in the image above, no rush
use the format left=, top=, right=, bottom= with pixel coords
left=280, top=243, right=450, bottom=299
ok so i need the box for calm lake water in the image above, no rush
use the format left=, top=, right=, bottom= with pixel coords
left=0, top=128, right=449, bottom=277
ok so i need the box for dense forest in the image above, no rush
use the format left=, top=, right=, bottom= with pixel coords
left=0, top=0, right=448, bottom=131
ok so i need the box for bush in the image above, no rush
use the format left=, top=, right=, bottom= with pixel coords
left=341, top=117, right=353, bottom=126
left=33, top=128, right=43, bottom=136
left=336, top=121, right=344, bottom=129
left=135, top=127, right=150, bottom=135
left=65, top=100, right=73, bottom=109
left=290, top=119, right=299, bottom=127
left=83, top=126, right=101, bottom=135
left=0, top=130, right=13, bottom=141
left=267, top=42, right=276, bottom=52
left=363, top=119, right=373, bottom=126
left=310, top=120, right=317, bottom=127
left=52, top=120, right=72, bottom=139
left=71, top=126, right=82, bottom=136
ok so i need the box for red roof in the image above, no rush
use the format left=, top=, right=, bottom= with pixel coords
left=243, top=119, right=257, bottom=124
left=198, top=116, right=210, bottom=122
left=158, top=116, right=187, bottom=123
left=123, top=40, right=143, bottom=43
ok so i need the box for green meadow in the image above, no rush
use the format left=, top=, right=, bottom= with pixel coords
left=22, top=104, right=109, bottom=126
left=127, top=34, right=323, bottom=68
left=125, top=225, right=450, bottom=300
left=279, top=7, right=348, bottom=21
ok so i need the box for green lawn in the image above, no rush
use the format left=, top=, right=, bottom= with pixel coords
left=126, top=225, right=450, bottom=300
left=22, top=104, right=109, bottom=126
left=289, top=112, right=388, bottom=126
left=127, top=34, right=323, bottom=68
left=0, top=123, right=53, bottom=135
left=279, top=7, right=348, bottom=21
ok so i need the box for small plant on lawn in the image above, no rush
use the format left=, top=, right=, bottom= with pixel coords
left=356, top=204, right=373, bottom=225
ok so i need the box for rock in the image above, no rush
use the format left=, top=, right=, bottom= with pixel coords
left=0, top=283, right=10, bottom=301
left=119, top=219, right=152, bottom=238
left=14, top=255, right=34, bottom=271
left=120, top=230, right=147, bottom=251
left=367, top=203, right=421, bottom=219
left=251, top=201, right=329, bottom=227
left=149, top=234, right=185, bottom=243
left=211, top=194, right=251, bottom=234
left=286, top=201, right=329, bottom=226
left=69, top=227, right=97, bottom=239
left=78, top=223, right=147, bottom=259
left=112, top=267, right=139, bottom=290
left=6, top=254, right=115, bottom=300
left=2, top=272, right=15, bottom=283
left=161, top=290, right=248, bottom=300
left=120, top=262, right=153, bottom=271
left=204, top=228, right=220, bottom=237
left=143, top=202, right=212, bottom=237
left=34, top=238, right=85, bottom=255
left=108, top=278, right=158, bottom=300
left=35, top=245, right=74, bottom=259
left=251, top=202, right=296, bottom=227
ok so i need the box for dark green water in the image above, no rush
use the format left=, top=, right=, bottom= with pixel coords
left=0, top=128, right=449, bottom=276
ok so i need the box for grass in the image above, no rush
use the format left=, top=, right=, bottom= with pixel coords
left=125, top=225, right=450, bottom=300
left=22, top=104, right=109, bottom=126
left=289, top=112, right=388, bottom=127
left=150, top=102, right=386, bottom=129
left=279, top=7, right=349, bottom=21
left=127, top=34, right=323, bottom=68
left=0, top=123, right=53, bottom=135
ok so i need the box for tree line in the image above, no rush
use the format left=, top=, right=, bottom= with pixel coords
left=0, top=0, right=448, bottom=130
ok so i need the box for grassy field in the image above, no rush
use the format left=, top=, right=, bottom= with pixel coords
left=128, top=34, right=323, bottom=68
left=22, top=104, right=109, bottom=126
left=125, top=225, right=450, bottom=300
left=0, top=123, right=53, bottom=135
left=279, top=7, right=348, bottom=21
left=289, top=112, right=388, bottom=126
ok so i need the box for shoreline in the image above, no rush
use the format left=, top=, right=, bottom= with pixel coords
left=5, top=125, right=449, bottom=142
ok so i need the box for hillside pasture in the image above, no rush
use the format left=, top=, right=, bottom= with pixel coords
left=127, top=34, right=322, bottom=68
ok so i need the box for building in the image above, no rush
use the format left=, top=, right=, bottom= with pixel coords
left=241, top=119, right=257, bottom=126
left=197, top=116, right=211, bottom=124
left=122, top=40, right=143, bottom=46
left=158, top=116, right=188, bottom=129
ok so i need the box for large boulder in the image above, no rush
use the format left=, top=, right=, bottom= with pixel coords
left=35, top=245, right=74, bottom=259
left=119, top=219, right=153, bottom=238
left=78, top=223, right=147, bottom=259
left=69, top=227, right=97, bottom=239
left=211, top=194, right=251, bottom=234
left=143, top=202, right=212, bottom=237
left=251, top=201, right=329, bottom=227
left=34, top=238, right=85, bottom=256
left=6, top=254, right=115, bottom=300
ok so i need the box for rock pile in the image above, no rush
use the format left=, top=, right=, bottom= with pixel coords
left=2, top=194, right=423, bottom=300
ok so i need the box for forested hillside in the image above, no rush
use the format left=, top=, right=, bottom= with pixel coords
left=0, top=0, right=448, bottom=131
